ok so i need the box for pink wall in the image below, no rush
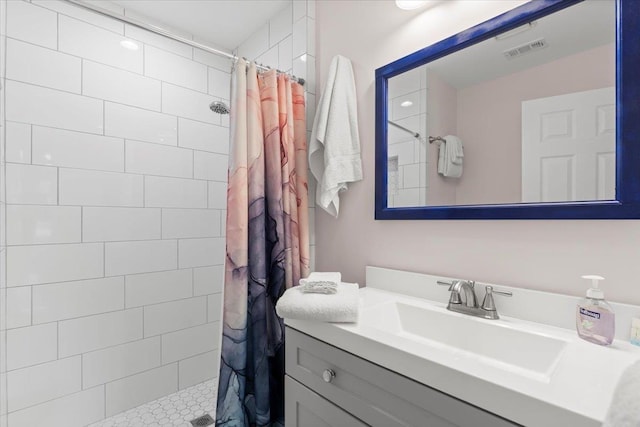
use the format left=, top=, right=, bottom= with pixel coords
left=314, top=0, right=640, bottom=305
left=455, top=43, right=615, bottom=205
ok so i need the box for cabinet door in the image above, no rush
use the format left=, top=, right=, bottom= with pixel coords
left=286, top=327, right=520, bottom=427
left=285, top=375, right=368, bottom=427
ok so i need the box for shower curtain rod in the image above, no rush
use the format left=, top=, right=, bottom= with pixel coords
left=64, top=0, right=305, bottom=85
left=388, top=120, right=421, bottom=138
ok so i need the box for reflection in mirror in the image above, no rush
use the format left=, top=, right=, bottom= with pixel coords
left=386, top=0, right=615, bottom=208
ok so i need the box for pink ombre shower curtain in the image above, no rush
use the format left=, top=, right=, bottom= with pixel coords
left=217, top=59, right=309, bottom=427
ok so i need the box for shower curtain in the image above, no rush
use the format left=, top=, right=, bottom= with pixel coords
left=216, top=59, right=310, bottom=427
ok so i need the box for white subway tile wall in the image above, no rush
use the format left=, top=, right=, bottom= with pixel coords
left=82, top=61, right=162, bottom=111
left=1, top=2, right=6, bottom=423
left=104, top=364, right=178, bottom=417
left=7, top=356, right=82, bottom=412
left=1, top=0, right=316, bottom=426
left=6, top=323, right=58, bottom=370
left=32, top=126, right=125, bottom=172
left=387, top=66, right=428, bottom=207
left=5, top=287, right=30, bottom=329
left=1, top=0, right=227, bottom=424
left=8, top=386, right=105, bottom=427
left=5, top=121, right=30, bottom=164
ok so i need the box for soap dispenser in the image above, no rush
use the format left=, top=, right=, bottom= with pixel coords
left=576, top=275, right=615, bottom=346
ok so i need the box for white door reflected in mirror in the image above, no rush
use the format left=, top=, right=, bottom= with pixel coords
left=522, top=87, right=616, bottom=203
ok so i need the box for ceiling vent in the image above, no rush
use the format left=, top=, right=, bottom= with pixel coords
left=503, top=38, right=547, bottom=59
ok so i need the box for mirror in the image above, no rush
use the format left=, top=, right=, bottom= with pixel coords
left=375, top=0, right=640, bottom=220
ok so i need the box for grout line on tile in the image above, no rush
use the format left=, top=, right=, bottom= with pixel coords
left=29, top=124, right=33, bottom=164
left=80, top=206, right=83, bottom=242
left=56, top=167, right=59, bottom=205
left=56, top=11, right=59, bottom=51
left=102, top=100, right=105, bottom=135
left=4, top=381, right=104, bottom=417
left=80, top=352, right=84, bottom=389
left=56, top=321, right=60, bottom=360
left=80, top=58, right=83, bottom=94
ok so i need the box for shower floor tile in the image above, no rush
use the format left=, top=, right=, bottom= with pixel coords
left=89, top=379, right=216, bottom=427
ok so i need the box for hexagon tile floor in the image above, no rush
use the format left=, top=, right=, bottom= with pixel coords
left=89, top=379, right=217, bottom=427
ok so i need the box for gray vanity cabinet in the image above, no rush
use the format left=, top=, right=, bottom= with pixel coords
left=285, top=327, right=520, bottom=427
left=285, top=376, right=368, bottom=427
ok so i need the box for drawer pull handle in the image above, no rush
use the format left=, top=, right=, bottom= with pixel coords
left=322, top=369, right=336, bottom=383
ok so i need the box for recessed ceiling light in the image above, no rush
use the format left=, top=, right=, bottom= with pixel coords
left=395, top=0, right=428, bottom=10
left=400, top=100, right=414, bottom=107
left=120, top=40, right=139, bottom=50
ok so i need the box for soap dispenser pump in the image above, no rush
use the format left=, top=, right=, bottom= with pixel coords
left=576, top=275, right=615, bottom=346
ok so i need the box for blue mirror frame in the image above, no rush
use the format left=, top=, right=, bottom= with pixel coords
left=375, top=0, right=640, bottom=220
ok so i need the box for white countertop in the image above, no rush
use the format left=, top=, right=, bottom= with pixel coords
left=285, top=268, right=640, bottom=427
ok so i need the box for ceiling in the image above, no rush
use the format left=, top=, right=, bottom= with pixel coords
left=424, top=0, right=615, bottom=89
left=111, top=0, right=290, bottom=50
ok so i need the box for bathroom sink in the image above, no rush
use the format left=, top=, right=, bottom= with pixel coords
left=361, top=301, right=567, bottom=380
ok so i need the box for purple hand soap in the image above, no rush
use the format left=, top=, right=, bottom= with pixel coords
left=576, top=275, right=615, bottom=346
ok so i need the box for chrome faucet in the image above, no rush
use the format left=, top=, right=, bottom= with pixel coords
left=449, top=280, right=477, bottom=308
left=437, top=280, right=512, bottom=320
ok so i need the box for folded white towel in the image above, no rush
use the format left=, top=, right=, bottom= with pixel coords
left=603, top=359, right=640, bottom=427
left=438, top=135, right=464, bottom=178
left=299, top=272, right=341, bottom=294
left=309, top=55, right=363, bottom=218
left=276, top=282, right=359, bottom=323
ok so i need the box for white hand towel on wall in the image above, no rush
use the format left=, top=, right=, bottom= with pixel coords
left=309, top=55, right=363, bottom=218
left=437, top=135, right=464, bottom=178
left=275, top=282, right=359, bottom=323
left=603, top=359, right=640, bottom=427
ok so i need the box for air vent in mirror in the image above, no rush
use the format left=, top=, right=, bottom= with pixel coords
left=503, top=38, right=548, bottom=59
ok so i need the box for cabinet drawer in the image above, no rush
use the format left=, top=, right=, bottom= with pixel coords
left=285, top=327, right=519, bottom=427
left=285, top=375, right=368, bottom=427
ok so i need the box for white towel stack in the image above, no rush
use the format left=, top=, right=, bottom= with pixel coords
left=603, top=359, right=640, bottom=427
left=276, top=282, right=359, bottom=323
left=299, top=272, right=341, bottom=294
left=437, top=135, right=464, bottom=178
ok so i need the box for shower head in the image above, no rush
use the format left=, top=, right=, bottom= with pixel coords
left=209, top=101, right=230, bottom=114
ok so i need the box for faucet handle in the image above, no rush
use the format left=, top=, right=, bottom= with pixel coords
left=492, top=287, right=512, bottom=297
left=436, top=280, right=455, bottom=290
left=481, top=285, right=512, bottom=311
left=436, top=280, right=463, bottom=304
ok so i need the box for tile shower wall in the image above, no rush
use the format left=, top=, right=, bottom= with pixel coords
left=2, top=1, right=228, bottom=425
left=1, top=1, right=8, bottom=426
left=387, top=67, right=427, bottom=207
left=237, top=0, right=317, bottom=270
